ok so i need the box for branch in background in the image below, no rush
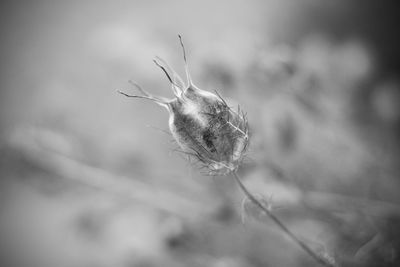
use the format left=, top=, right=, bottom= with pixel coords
left=7, top=135, right=218, bottom=221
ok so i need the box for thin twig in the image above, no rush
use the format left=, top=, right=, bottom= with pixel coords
left=232, top=171, right=335, bottom=267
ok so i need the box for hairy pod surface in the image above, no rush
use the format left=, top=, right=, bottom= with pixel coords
left=119, top=36, right=249, bottom=175
left=168, top=87, right=248, bottom=175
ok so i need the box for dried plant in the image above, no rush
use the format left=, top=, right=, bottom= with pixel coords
left=118, top=36, right=335, bottom=267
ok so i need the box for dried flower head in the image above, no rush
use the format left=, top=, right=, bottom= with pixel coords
left=119, top=36, right=249, bottom=175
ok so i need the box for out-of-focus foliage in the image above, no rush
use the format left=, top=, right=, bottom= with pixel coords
left=1, top=1, right=399, bottom=267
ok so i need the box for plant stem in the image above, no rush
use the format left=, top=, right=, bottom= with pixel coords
left=232, top=171, right=335, bottom=267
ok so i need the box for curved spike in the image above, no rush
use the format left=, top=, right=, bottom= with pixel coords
left=128, top=80, right=150, bottom=97
left=178, top=35, right=193, bottom=87
left=117, top=90, right=169, bottom=109
left=154, top=56, right=184, bottom=97
left=154, top=56, right=185, bottom=87
left=128, top=80, right=170, bottom=102
left=117, top=81, right=170, bottom=109
left=153, top=59, right=174, bottom=84
left=153, top=58, right=184, bottom=98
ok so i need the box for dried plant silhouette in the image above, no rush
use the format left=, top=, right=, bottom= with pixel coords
left=118, top=36, right=335, bottom=267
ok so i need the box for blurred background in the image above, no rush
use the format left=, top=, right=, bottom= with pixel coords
left=1, top=1, right=400, bottom=266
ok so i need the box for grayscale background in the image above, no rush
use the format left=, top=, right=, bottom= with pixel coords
left=1, top=1, right=399, bottom=267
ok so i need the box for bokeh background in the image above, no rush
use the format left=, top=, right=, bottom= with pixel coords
left=1, top=1, right=400, bottom=266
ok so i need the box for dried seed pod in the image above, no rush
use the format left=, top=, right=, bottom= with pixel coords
left=119, top=36, right=249, bottom=175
